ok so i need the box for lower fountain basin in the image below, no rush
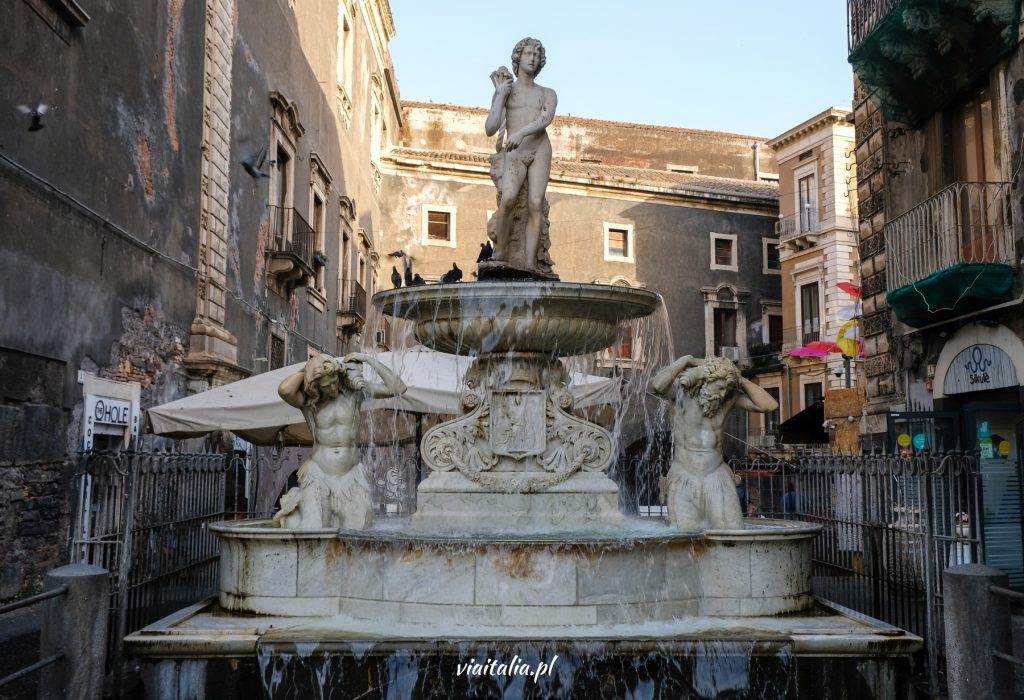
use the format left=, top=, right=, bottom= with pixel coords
left=211, top=518, right=820, bottom=623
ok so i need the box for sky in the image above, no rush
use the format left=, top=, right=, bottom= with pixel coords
left=388, top=1, right=854, bottom=139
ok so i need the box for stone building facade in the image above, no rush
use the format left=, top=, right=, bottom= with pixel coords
left=846, top=1, right=1024, bottom=577
left=0, top=0, right=398, bottom=597
left=746, top=108, right=861, bottom=450
left=847, top=0, right=1024, bottom=450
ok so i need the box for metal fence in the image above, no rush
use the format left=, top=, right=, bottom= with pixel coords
left=70, top=449, right=235, bottom=683
left=729, top=450, right=984, bottom=695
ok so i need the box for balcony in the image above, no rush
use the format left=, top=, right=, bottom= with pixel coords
left=885, top=181, right=1015, bottom=326
left=782, top=326, right=821, bottom=354
left=847, top=0, right=1020, bottom=126
left=265, top=206, right=316, bottom=289
left=775, top=209, right=820, bottom=250
left=336, top=279, right=366, bottom=335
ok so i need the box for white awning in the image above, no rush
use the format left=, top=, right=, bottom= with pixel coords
left=146, top=349, right=620, bottom=445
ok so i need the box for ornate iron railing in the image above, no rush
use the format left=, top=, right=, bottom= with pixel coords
left=847, top=0, right=898, bottom=54
left=266, top=205, right=316, bottom=269
left=884, top=181, right=1013, bottom=292
left=774, top=208, right=819, bottom=240
left=337, top=278, right=366, bottom=317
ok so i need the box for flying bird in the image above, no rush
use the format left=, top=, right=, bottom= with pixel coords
left=240, top=145, right=269, bottom=178
left=17, top=104, right=49, bottom=132
left=477, top=241, right=493, bottom=263
left=411, top=273, right=426, bottom=286
left=387, top=250, right=406, bottom=258
left=390, top=266, right=402, bottom=289
left=440, top=262, right=463, bottom=284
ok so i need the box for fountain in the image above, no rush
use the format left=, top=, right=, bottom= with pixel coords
left=126, top=37, right=921, bottom=698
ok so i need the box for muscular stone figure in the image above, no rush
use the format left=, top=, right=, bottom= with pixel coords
left=651, top=355, right=778, bottom=531
left=273, top=353, right=406, bottom=529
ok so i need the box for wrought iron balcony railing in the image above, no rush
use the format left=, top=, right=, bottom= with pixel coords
left=775, top=209, right=819, bottom=240
left=266, top=205, right=316, bottom=269
left=847, top=0, right=897, bottom=54
left=782, top=326, right=821, bottom=352
left=884, top=181, right=1013, bottom=293
left=337, top=279, right=366, bottom=319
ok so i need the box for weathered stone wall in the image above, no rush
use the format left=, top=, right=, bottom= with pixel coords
left=401, top=102, right=777, bottom=180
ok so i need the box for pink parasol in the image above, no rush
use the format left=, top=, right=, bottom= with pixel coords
left=806, top=340, right=844, bottom=354
left=790, top=346, right=828, bottom=358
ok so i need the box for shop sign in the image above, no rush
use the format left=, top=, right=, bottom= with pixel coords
left=943, top=344, right=1018, bottom=395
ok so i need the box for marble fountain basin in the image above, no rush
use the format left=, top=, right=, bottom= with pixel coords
left=373, top=281, right=661, bottom=355
left=210, top=518, right=820, bottom=627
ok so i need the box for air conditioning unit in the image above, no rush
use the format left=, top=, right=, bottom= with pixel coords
left=757, top=434, right=777, bottom=448
left=720, top=346, right=741, bottom=361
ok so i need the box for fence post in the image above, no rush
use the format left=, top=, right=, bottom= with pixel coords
left=39, top=563, right=109, bottom=700
left=943, top=564, right=1013, bottom=700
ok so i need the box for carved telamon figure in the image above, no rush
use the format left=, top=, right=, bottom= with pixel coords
left=482, top=37, right=558, bottom=279
left=273, top=353, right=407, bottom=529
left=651, top=356, right=779, bottom=531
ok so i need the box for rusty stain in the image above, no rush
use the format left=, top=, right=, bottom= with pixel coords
left=288, top=290, right=298, bottom=328
left=495, top=547, right=537, bottom=579
left=399, top=548, right=424, bottom=563
left=164, top=0, right=184, bottom=152
left=325, top=538, right=346, bottom=566
left=135, top=131, right=155, bottom=204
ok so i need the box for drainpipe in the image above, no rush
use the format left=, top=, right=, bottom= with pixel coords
left=752, top=143, right=761, bottom=181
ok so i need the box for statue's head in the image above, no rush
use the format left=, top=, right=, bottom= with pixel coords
left=302, top=354, right=340, bottom=404
left=339, top=359, right=366, bottom=393
left=511, top=37, right=545, bottom=77
left=680, top=357, right=740, bottom=418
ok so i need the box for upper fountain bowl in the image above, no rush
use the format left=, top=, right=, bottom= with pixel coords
left=374, top=281, right=661, bottom=356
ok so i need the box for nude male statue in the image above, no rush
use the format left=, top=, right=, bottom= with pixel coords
left=651, top=355, right=779, bottom=531
left=272, top=352, right=407, bottom=529
left=485, top=37, right=557, bottom=273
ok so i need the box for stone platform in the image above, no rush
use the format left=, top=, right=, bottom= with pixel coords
left=126, top=597, right=922, bottom=699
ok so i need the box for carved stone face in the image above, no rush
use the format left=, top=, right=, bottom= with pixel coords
left=341, top=361, right=365, bottom=393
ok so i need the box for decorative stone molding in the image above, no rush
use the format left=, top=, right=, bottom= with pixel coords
left=421, top=354, right=612, bottom=493
left=270, top=91, right=305, bottom=145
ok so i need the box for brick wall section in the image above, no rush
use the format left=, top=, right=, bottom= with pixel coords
left=853, top=82, right=898, bottom=440
left=0, top=350, right=69, bottom=599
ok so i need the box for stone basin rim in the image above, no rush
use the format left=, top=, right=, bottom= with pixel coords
left=210, top=517, right=822, bottom=544
left=372, top=281, right=662, bottom=319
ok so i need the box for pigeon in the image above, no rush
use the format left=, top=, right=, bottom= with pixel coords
left=403, top=257, right=414, bottom=287
left=387, top=250, right=406, bottom=258
left=440, top=262, right=463, bottom=284
left=411, top=273, right=426, bottom=286
left=477, top=241, right=493, bottom=263
left=240, top=145, right=269, bottom=178
left=17, top=104, right=48, bottom=132
left=390, top=266, right=402, bottom=289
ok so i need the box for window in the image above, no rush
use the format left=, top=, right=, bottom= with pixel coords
left=709, top=232, right=737, bottom=271
left=269, top=333, right=286, bottom=370
left=422, top=205, right=457, bottom=247
left=608, top=324, right=634, bottom=361
left=667, top=163, right=699, bottom=174
left=713, top=308, right=737, bottom=356
left=953, top=85, right=1002, bottom=261
left=311, top=192, right=326, bottom=292
left=337, top=4, right=353, bottom=95
left=798, top=173, right=817, bottom=232
left=799, top=282, right=820, bottom=345
left=762, top=238, right=780, bottom=274
left=603, top=223, right=634, bottom=262
left=803, top=382, right=823, bottom=409
left=767, top=314, right=783, bottom=344
left=764, top=387, right=781, bottom=434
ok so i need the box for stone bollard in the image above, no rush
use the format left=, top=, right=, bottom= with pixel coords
left=943, top=564, right=1013, bottom=700
left=39, top=563, right=109, bottom=700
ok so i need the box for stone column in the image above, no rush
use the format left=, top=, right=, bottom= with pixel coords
left=39, top=563, right=109, bottom=700
left=943, top=564, right=1014, bottom=700
left=185, top=0, right=243, bottom=386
